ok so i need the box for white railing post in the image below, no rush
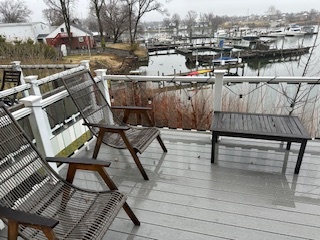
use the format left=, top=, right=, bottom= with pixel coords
left=24, top=75, right=41, bottom=96
left=80, top=60, right=90, bottom=70
left=20, top=95, right=58, bottom=172
left=94, top=69, right=114, bottom=124
left=213, top=70, right=226, bottom=112
left=11, top=61, right=29, bottom=97
left=95, top=69, right=111, bottom=104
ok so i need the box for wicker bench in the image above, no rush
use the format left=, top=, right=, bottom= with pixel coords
left=0, top=103, right=139, bottom=239
left=211, top=111, right=311, bottom=174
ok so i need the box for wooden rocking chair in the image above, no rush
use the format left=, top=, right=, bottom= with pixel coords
left=61, top=70, right=167, bottom=180
left=0, top=102, right=139, bottom=240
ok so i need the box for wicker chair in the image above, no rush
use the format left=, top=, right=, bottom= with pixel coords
left=0, top=103, right=140, bottom=240
left=61, top=70, right=167, bottom=180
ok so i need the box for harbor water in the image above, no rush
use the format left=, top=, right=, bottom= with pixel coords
left=140, top=30, right=320, bottom=77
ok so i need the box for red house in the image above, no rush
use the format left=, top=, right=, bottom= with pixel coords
left=46, top=23, right=94, bottom=50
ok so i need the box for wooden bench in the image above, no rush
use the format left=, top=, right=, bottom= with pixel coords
left=210, top=111, right=311, bottom=174
left=0, top=103, right=139, bottom=239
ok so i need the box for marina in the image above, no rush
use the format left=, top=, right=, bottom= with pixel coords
left=140, top=26, right=319, bottom=77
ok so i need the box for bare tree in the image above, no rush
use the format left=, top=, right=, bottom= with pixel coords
left=43, top=8, right=64, bottom=25
left=204, top=13, right=225, bottom=36
left=162, top=17, right=171, bottom=28
left=102, top=0, right=129, bottom=43
left=43, top=0, right=76, bottom=47
left=122, top=0, right=167, bottom=44
left=90, top=0, right=106, bottom=49
left=184, top=10, right=197, bottom=41
left=266, top=5, right=282, bottom=20
left=171, top=13, right=181, bottom=29
left=0, top=0, right=32, bottom=23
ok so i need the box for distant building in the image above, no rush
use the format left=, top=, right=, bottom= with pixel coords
left=0, top=22, right=51, bottom=43
left=46, top=23, right=95, bottom=50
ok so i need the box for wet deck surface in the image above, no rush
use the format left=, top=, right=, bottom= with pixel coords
left=1, top=129, right=320, bottom=239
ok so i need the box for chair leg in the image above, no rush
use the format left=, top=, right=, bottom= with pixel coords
left=92, top=130, right=105, bottom=159
left=130, top=151, right=149, bottom=180
left=123, top=203, right=140, bottom=225
left=97, top=168, right=140, bottom=225
left=157, top=135, right=167, bottom=152
left=42, top=228, right=58, bottom=240
left=7, top=221, right=18, bottom=240
left=119, top=132, right=149, bottom=180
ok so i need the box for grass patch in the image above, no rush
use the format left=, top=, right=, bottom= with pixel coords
left=56, top=131, right=92, bottom=158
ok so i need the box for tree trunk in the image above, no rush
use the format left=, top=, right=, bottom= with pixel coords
left=60, top=0, right=72, bottom=48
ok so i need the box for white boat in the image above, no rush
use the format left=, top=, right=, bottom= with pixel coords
left=285, top=24, right=306, bottom=36
left=267, top=29, right=286, bottom=37
left=216, top=29, right=228, bottom=38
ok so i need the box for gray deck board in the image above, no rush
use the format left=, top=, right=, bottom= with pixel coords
left=9, top=129, right=318, bottom=240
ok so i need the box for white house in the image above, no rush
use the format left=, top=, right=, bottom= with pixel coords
left=0, top=22, right=52, bottom=43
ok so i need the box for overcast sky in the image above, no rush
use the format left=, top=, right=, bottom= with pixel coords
left=24, top=0, right=320, bottom=23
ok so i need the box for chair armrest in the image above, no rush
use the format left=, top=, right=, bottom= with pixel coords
left=46, top=157, right=111, bottom=167
left=111, top=106, right=152, bottom=111
left=83, top=122, right=130, bottom=130
left=111, top=106, right=154, bottom=125
left=0, top=206, right=59, bottom=229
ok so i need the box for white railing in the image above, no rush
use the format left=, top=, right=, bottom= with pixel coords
left=0, top=61, right=90, bottom=171
left=2, top=59, right=320, bottom=169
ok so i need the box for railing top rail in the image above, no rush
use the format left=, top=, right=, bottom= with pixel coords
left=105, top=75, right=320, bottom=84
left=35, top=66, right=86, bottom=86
left=0, top=83, right=30, bottom=98
left=0, top=64, right=80, bottom=70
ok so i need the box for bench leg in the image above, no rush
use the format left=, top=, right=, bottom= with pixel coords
left=295, top=140, right=307, bottom=174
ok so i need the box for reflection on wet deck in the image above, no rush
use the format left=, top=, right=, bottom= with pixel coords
left=2, top=129, right=319, bottom=239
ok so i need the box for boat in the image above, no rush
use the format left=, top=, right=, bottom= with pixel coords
left=285, top=24, right=306, bottom=36
left=212, top=57, right=242, bottom=66
left=242, top=34, right=259, bottom=41
left=187, top=69, right=212, bottom=76
left=216, top=29, right=228, bottom=38
left=267, top=29, right=286, bottom=37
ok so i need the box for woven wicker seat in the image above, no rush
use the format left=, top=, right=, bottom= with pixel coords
left=0, top=103, right=140, bottom=239
left=61, top=70, right=167, bottom=180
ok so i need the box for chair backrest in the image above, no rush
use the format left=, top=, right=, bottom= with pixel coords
left=1, top=70, right=22, bottom=105
left=0, top=102, right=60, bottom=213
left=1, top=70, right=21, bottom=91
left=61, top=70, right=123, bottom=137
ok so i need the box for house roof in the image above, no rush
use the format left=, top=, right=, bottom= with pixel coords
left=70, top=23, right=93, bottom=36
left=0, top=22, right=49, bottom=27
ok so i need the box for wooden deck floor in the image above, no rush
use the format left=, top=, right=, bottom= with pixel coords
left=1, top=129, right=320, bottom=239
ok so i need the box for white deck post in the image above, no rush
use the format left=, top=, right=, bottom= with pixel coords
left=11, top=61, right=29, bottom=97
left=20, top=95, right=58, bottom=172
left=24, top=75, right=41, bottom=95
left=213, top=70, right=226, bottom=112
left=94, top=69, right=114, bottom=124
left=95, top=69, right=111, bottom=104
left=80, top=60, right=90, bottom=70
